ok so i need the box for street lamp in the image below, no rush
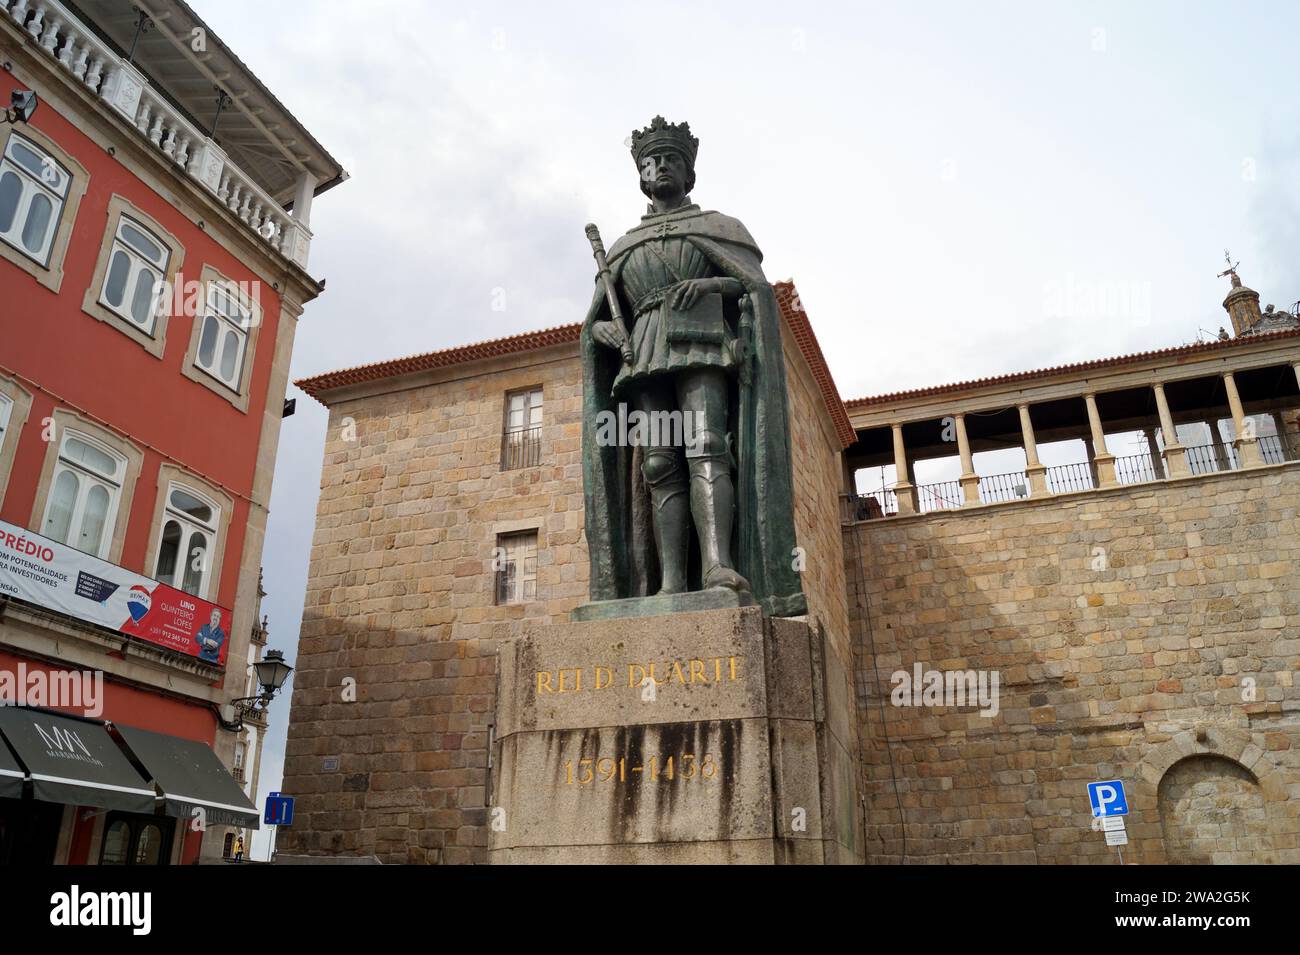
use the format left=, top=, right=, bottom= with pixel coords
left=3, top=90, right=37, bottom=124
left=252, top=649, right=294, bottom=699
left=216, top=648, right=294, bottom=731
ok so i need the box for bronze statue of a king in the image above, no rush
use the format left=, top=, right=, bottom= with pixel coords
left=579, top=116, right=807, bottom=618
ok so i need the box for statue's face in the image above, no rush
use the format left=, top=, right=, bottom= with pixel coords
left=639, top=148, right=689, bottom=200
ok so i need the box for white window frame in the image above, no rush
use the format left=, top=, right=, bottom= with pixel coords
left=495, top=530, right=538, bottom=605
left=152, top=481, right=221, bottom=599
left=505, top=388, right=543, bottom=434
left=0, top=132, right=70, bottom=267
left=193, top=281, right=253, bottom=392
left=97, top=214, right=170, bottom=335
left=501, top=387, right=543, bottom=470
left=41, top=430, right=126, bottom=559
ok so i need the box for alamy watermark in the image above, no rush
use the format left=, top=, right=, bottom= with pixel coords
left=149, top=273, right=262, bottom=324
left=1043, top=273, right=1151, bottom=325
left=0, top=663, right=103, bottom=718
left=890, top=662, right=1000, bottom=718
left=50, top=885, right=151, bottom=935
left=594, top=403, right=702, bottom=450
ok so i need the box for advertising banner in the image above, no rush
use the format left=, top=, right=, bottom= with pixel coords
left=0, top=520, right=230, bottom=666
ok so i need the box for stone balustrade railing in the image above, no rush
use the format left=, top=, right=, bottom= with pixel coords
left=3, top=0, right=313, bottom=268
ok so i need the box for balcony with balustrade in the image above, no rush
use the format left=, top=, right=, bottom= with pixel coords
left=842, top=328, right=1300, bottom=524
left=1, top=0, right=345, bottom=268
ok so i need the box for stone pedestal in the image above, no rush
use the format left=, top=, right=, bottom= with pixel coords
left=489, top=606, right=862, bottom=864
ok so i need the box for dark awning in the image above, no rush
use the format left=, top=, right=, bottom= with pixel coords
left=0, top=732, right=23, bottom=799
left=0, top=708, right=155, bottom=813
left=115, top=725, right=259, bottom=829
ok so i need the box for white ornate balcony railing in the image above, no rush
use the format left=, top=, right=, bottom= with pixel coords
left=3, top=0, right=313, bottom=267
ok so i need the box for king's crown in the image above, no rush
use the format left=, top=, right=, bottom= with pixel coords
left=630, top=115, right=699, bottom=167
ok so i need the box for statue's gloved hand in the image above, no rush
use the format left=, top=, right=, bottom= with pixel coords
left=591, top=320, right=629, bottom=352
left=669, top=277, right=721, bottom=311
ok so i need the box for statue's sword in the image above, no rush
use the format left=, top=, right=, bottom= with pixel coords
left=584, top=223, right=635, bottom=366
left=735, top=294, right=754, bottom=574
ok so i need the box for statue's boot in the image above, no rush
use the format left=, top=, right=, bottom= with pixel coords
left=689, top=443, right=751, bottom=595
left=643, top=448, right=690, bottom=595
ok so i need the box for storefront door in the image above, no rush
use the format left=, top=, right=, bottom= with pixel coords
left=97, top=812, right=175, bottom=865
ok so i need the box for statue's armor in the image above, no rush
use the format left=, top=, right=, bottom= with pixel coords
left=611, top=228, right=735, bottom=400
left=601, top=212, right=748, bottom=596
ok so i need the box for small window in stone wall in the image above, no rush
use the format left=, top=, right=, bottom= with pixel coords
left=501, top=387, right=542, bottom=470
left=495, top=530, right=537, bottom=605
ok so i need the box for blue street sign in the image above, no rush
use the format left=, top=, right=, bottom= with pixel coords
left=265, top=791, right=295, bottom=826
left=1087, top=779, right=1128, bottom=817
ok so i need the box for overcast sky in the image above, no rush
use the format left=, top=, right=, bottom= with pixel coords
left=188, top=0, right=1300, bottom=858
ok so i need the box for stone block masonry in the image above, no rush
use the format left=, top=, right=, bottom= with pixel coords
left=279, top=348, right=588, bottom=863
left=490, top=607, right=862, bottom=863
left=847, top=463, right=1300, bottom=864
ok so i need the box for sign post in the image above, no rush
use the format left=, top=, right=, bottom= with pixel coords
left=265, top=791, right=295, bottom=827
left=1087, top=779, right=1129, bottom=864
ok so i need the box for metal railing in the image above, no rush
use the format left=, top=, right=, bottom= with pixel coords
left=978, top=471, right=1029, bottom=504
left=1045, top=461, right=1095, bottom=494
left=1113, top=451, right=1164, bottom=485
left=917, top=480, right=963, bottom=513
left=846, top=431, right=1299, bottom=524
left=501, top=426, right=542, bottom=470
left=1184, top=442, right=1238, bottom=475
left=1258, top=434, right=1296, bottom=465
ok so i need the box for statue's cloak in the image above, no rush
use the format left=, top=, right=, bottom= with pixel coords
left=581, top=205, right=807, bottom=617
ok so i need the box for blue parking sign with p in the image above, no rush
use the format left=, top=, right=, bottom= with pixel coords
left=1087, top=780, right=1128, bottom=817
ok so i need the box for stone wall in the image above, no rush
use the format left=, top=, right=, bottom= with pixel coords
left=846, top=463, right=1300, bottom=864
left=779, top=317, right=852, bottom=666
left=279, top=346, right=586, bottom=864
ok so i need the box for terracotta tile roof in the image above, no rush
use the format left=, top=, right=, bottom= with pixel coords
left=772, top=281, right=856, bottom=448
left=295, top=282, right=858, bottom=449
left=845, top=326, right=1300, bottom=409
left=294, top=323, right=582, bottom=400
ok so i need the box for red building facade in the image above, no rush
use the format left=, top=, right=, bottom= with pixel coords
left=0, top=0, right=343, bottom=864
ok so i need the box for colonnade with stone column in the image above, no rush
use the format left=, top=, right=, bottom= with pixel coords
left=858, top=363, right=1299, bottom=518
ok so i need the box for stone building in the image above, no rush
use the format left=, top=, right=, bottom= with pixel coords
left=282, top=274, right=1300, bottom=864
